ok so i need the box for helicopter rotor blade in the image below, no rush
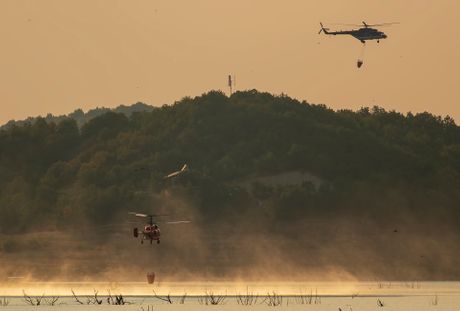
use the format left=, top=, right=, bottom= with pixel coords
left=330, top=23, right=362, bottom=26
left=99, top=222, right=136, bottom=227
left=164, top=220, right=191, bottom=225
left=129, top=212, right=169, bottom=218
left=329, top=22, right=399, bottom=27
left=129, top=212, right=149, bottom=218
left=364, top=22, right=400, bottom=27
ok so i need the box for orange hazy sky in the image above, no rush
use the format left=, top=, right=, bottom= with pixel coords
left=0, top=0, right=459, bottom=124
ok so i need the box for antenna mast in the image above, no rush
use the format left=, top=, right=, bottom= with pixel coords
left=228, top=74, right=233, bottom=95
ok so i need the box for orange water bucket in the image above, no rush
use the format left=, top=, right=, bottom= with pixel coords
left=147, top=272, right=155, bottom=284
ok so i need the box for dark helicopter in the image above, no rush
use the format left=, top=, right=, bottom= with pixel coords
left=319, top=21, right=398, bottom=44
left=129, top=212, right=190, bottom=245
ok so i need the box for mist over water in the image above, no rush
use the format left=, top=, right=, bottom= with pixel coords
left=1, top=186, right=460, bottom=285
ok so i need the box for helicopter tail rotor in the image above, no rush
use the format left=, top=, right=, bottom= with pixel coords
left=318, top=22, right=330, bottom=34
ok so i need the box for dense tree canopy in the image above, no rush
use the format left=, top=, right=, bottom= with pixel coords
left=1, top=90, right=460, bottom=233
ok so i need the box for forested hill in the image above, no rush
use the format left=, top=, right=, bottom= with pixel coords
left=1, top=90, right=460, bottom=233
left=1, top=102, right=154, bottom=129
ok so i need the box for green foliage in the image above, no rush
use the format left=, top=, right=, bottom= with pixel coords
left=0, top=90, right=459, bottom=233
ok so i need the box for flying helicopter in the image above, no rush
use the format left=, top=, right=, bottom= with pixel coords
left=129, top=212, right=190, bottom=244
left=164, top=164, right=188, bottom=179
left=319, top=21, right=398, bottom=44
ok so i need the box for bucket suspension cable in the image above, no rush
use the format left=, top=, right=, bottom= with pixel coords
left=357, top=44, right=366, bottom=68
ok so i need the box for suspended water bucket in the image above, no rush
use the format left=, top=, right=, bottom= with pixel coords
left=357, top=59, right=364, bottom=68
left=147, top=272, right=155, bottom=284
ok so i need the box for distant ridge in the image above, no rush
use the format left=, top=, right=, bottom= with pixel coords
left=1, top=102, right=154, bottom=129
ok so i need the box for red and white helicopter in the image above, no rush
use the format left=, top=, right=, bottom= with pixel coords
left=129, top=212, right=190, bottom=244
